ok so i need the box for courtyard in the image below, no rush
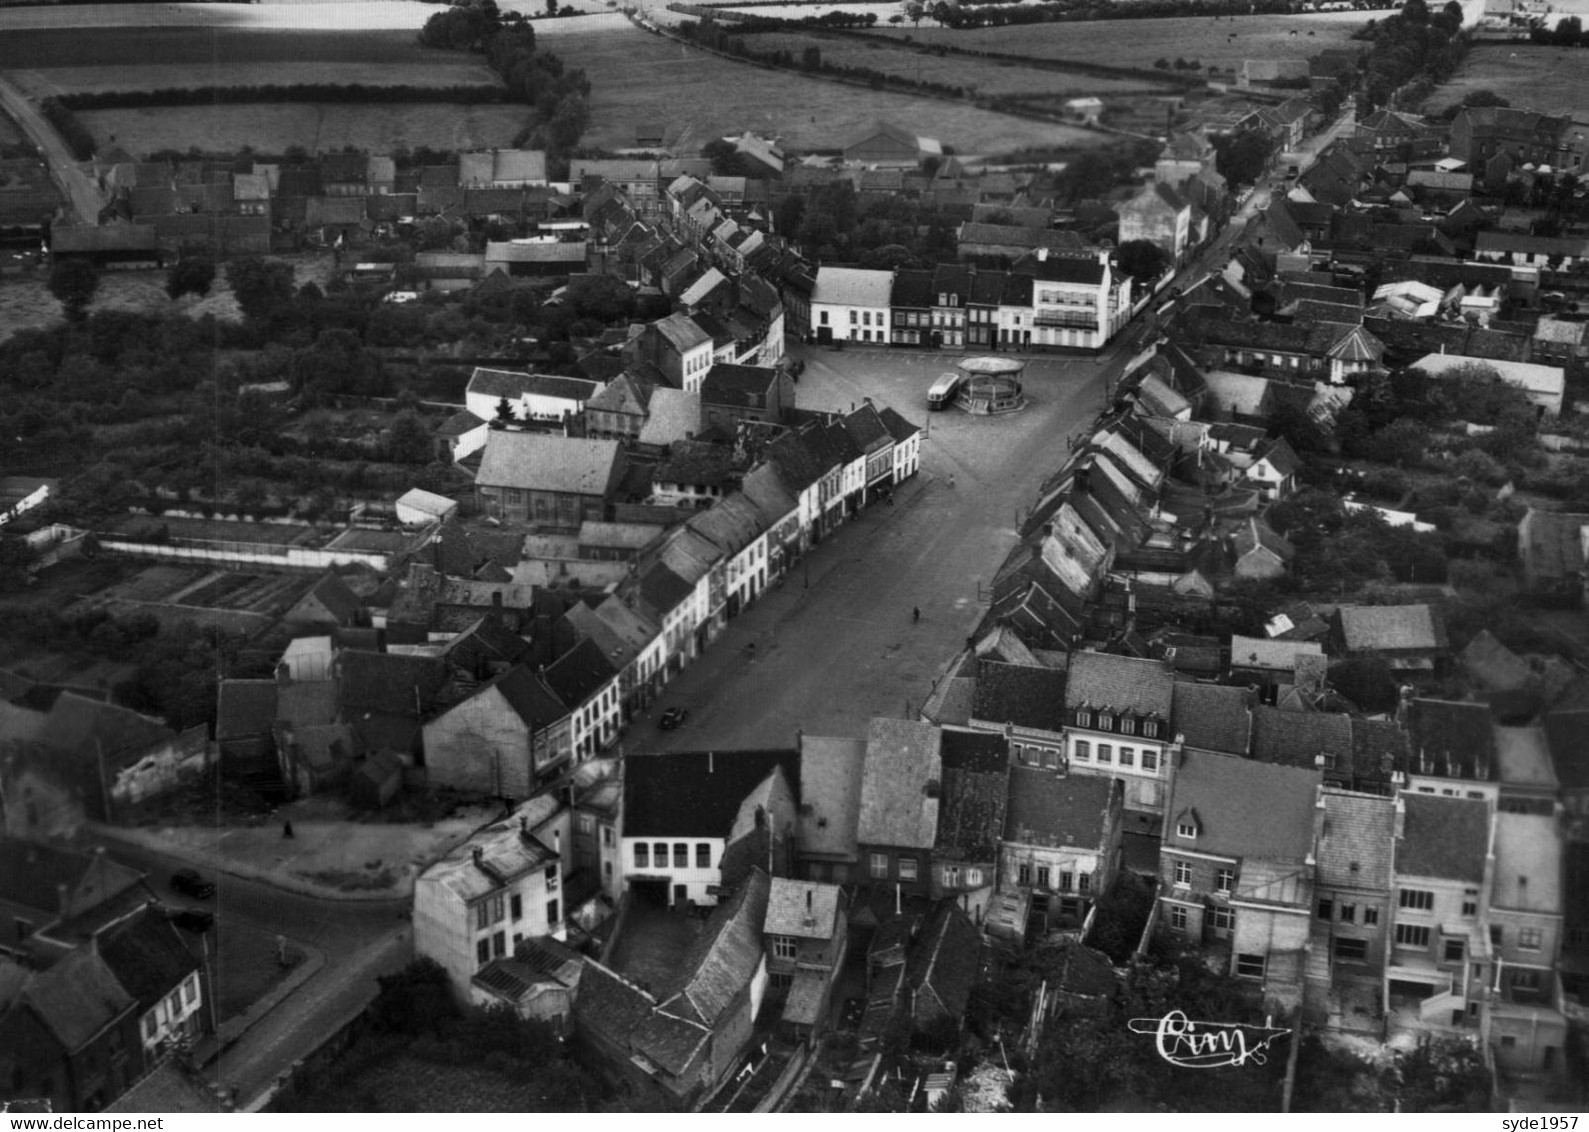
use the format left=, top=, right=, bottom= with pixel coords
left=631, top=341, right=1114, bottom=754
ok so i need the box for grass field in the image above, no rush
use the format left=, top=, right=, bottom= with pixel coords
left=554, top=22, right=1109, bottom=154
left=1423, top=44, right=1589, bottom=117
left=865, top=11, right=1366, bottom=71
left=78, top=102, right=530, bottom=159
left=747, top=30, right=1179, bottom=96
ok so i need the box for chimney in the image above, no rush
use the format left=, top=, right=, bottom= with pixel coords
left=1392, top=795, right=1406, bottom=842
left=1037, top=247, right=1049, bottom=262
left=895, top=882, right=902, bottom=915
left=275, top=661, right=292, bottom=687
left=708, top=751, right=714, bottom=774
left=519, top=815, right=528, bottom=834
left=472, top=845, right=484, bottom=867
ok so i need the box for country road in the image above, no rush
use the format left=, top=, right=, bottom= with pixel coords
left=0, top=72, right=103, bottom=225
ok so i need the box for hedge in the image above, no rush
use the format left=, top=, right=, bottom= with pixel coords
left=59, top=84, right=509, bottom=111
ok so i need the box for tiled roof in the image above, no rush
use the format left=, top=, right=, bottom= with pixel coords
left=1492, top=811, right=1560, bottom=912
left=1316, top=788, right=1396, bottom=891
left=972, top=659, right=1067, bottom=733
left=1170, top=682, right=1252, bottom=755
left=857, top=718, right=942, bottom=850
left=38, top=692, right=174, bottom=759
left=660, top=868, right=770, bottom=1027
left=812, top=266, right=893, bottom=309
left=337, top=651, right=450, bottom=718
left=1165, top=750, right=1321, bottom=860
left=1251, top=706, right=1353, bottom=774
left=0, top=839, right=144, bottom=923
left=1064, top=651, right=1173, bottom=718
left=1396, top=793, right=1488, bottom=883
left=97, top=905, right=200, bottom=1007
left=1229, top=634, right=1323, bottom=671
left=1404, top=698, right=1495, bottom=780
left=935, top=730, right=1008, bottom=861
left=22, top=946, right=134, bottom=1051
left=907, top=900, right=981, bottom=1022
left=765, top=877, right=843, bottom=939
left=476, top=432, right=622, bottom=496
left=542, top=637, right=618, bottom=709
left=1338, top=604, right=1447, bottom=653
left=1003, top=767, right=1115, bottom=849
left=624, top=750, right=798, bottom=838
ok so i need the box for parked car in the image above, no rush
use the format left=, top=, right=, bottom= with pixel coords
left=170, top=869, right=216, bottom=900
left=658, top=706, right=689, bottom=731
left=169, top=907, right=215, bottom=934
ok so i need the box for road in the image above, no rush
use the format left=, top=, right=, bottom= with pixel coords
left=98, top=838, right=411, bottom=1109
left=0, top=72, right=103, bottom=225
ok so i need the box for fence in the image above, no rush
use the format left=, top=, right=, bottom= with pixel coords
left=97, top=535, right=397, bottom=573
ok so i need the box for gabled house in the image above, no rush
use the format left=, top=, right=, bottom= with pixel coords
left=810, top=266, right=893, bottom=345
left=856, top=718, right=943, bottom=896
left=763, top=878, right=849, bottom=1036
left=621, top=749, right=799, bottom=909
left=1170, top=682, right=1254, bottom=758
left=1307, top=787, right=1397, bottom=1028
left=1334, top=604, right=1448, bottom=675
left=932, top=729, right=1008, bottom=925
left=968, top=657, right=1068, bottom=768
left=905, top=900, right=980, bottom=1035
left=1118, top=181, right=1192, bottom=264
left=1401, top=697, right=1498, bottom=802
left=0, top=948, right=139, bottom=1112
left=1161, top=751, right=1322, bottom=1009
left=1244, top=437, right=1301, bottom=501
left=1485, top=811, right=1567, bottom=1075
left=796, top=734, right=867, bottom=884
left=1063, top=651, right=1176, bottom=821
left=1385, top=793, right=1492, bottom=1035
left=542, top=637, right=622, bottom=762
left=471, top=935, right=582, bottom=1027
left=421, top=666, right=570, bottom=796
left=1001, top=770, right=1123, bottom=937
left=466, top=368, right=602, bottom=426
left=414, top=797, right=566, bottom=1002
left=95, top=905, right=207, bottom=1068
left=699, top=363, right=792, bottom=430
left=474, top=432, right=626, bottom=531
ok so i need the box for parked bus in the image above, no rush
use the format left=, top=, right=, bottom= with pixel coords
left=927, top=371, right=963, bottom=410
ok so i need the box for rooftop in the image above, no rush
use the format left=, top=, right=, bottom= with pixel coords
left=1316, top=788, right=1397, bottom=892
left=1396, top=793, right=1489, bottom=884
left=1165, top=750, right=1321, bottom=861
left=857, top=718, right=943, bottom=851
left=1003, top=767, right=1116, bottom=850
left=623, top=750, right=799, bottom=839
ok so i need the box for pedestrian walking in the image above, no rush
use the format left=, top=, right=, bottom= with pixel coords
left=282, top=820, right=294, bottom=839
left=912, top=606, right=920, bottom=623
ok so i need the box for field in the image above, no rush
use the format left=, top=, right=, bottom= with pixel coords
left=552, top=21, right=1109, bottom=154
left=746, top=30, right=1180, bottom=96
left=864, top=11, right=1366, bottom=71
left=1422, top=44, right=1589, bottom=117
left=77, top=102, right=531, bottom=160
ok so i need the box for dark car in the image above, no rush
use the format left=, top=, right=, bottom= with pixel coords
left=169, top=907, right=215, bottom=934
left=170, top=869, right=216, bottom=900
left=658, top=706, right=689, bottom=731
left=841, top=996, right=865, bottom=1029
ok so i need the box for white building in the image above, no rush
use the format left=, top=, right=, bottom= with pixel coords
left=414, top=798, right=567, bottom=1002
left=810, top=266, right=894, bottom=344
left=465, top=368, right=604, bottom=425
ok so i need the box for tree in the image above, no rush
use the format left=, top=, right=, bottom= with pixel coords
left=546, top=0, right=558, bottom=14
left=165, top=258, right=216, bottom=300
left=905, top=0, right=923, bottom=23
left=1213, top=128, right=1274, bottom=188
left=1115, top=239, right=1167, bottom=283
left=387, top=411, right=433, bottom=464
left=800, top=45, right=821, bottom=71
left=225, top=257, right=296, bottom=322
left=48, top=258, right=101, bottom=322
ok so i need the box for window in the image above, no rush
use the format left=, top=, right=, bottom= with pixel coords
left=1075, top=711, right=1092, bottom=728
left=1121, top=718, right=1136, bottom=735
left=1318, top=898, right=1334, bottom=920
left=476, top=902, right=490, bottom=931
left=1443, top=938, right=1465, bottom=962
left=1036, top=867, right=1050, bottom=889
left=1078, top=873, right=1091, bottom=895
left=1340, top=904, right=1355, bottom=924
left=1216, top=868, right=1234, bottom=893
left=492, top=931, right=506, bottom=959
left=1097, top=744, right=1113, bottom=764
left=545, top=865, right=559, bottom=891
left=1119, top=747, right=1135, bottom=768
left=511, top=893, right=523, bottom=921
left=1044, top=747, right=1060, bottom=770
left=1398, top=889, right=1434, bottom=911
left=673, top=843, right=688, bottom=868
left=849, top=310, right=857, bottom=324
left=1074, top=740, right=1090, bottom=761
left=1142, top=749, right=1158, bottom=772
left=183, top=974, right=197, bottom=1005
left=1364, top=907, right=1379, bottom=926
left=577, top=814, right=594, bottom=833
left=899, top=858, right=918, bottom=881
left=602, top=827, right=614, bottom=848
left=1099, top=714, right=1114, bottom=731
left=1144, top=721, right=1160, bottom=739
left=1334, top=938, right=1367, bottom=961
left=477, top=939, right=491, bottom=967
left=143, top=1014, right=157, bottom=1041
left=870, top=853, right=889, bottom=879
left=1462, top=896, right=1478, bottom=917
left=634, top=843, right=649, bottom=868
left=1177, top=822, right=1197, bottom=839
left=1018, top=864, right=1031, bottom=886
left=696, top=843, right=711, bottom=869
left=1236, top=954, right=1265, bottom=978
left=1169, top=905, right=1188, bottom=930
left=943, top=865, right=961, bottom=888
left=1210, top=907, right=1234, bottom=931
left=654, top=842, right=667, bottom=865
left=1491, top=924, right=1504, bottom=948
left=546, top=899, right=559, bottom=925
left=1519, top=927, right=1543, bottom=950
left=773, top=936, right=797, bottom=960
left=965, top=868, right=983, bottom=887
left=1395, top=924, right=1431, bottom=948
left=1174, top=860, right=1192, bottom=886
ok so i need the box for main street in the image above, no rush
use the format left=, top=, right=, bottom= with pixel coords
left=0, top=73, right=103, bottom=225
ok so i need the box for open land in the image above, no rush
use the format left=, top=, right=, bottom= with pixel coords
left=552, top=21, right=1110, bottom=153
left=861, top=11, right=1366, bottom=71
left=77, top=102, right=532, bottom=160
left=744, top=30, right=1180, bottom=97
left=1421, top=44, right=1589, bottom=117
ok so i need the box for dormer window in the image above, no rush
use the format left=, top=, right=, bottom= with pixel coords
left=1121, top=717, right=1136, bottom=736
left=1177, top=821, right=1197, bottom=839
left=1099, top=713, right=1114, bottom=732
left=1144, top=720, right=1159, bottom=738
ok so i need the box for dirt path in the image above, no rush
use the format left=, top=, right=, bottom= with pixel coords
left=0, top=71, right=103, bottom=224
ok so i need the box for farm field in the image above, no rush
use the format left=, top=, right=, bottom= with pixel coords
left=746, top=30, right=1179, bottom=96
left=863, top=11, right=1367, bottom=71
left=0, top=29, right=501, bottom=98
left=77, top=102, right=530, bottom=160
left=554, top=22, right=1110, bottom=154
left=1422, top=44, right=1589, bottom=117
left=0, top=2, right=630, bottom=31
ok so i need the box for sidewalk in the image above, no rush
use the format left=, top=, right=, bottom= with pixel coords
left=91, top=795, right=499, bottom=901
left=191, top=941, right=328, bottom=1069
